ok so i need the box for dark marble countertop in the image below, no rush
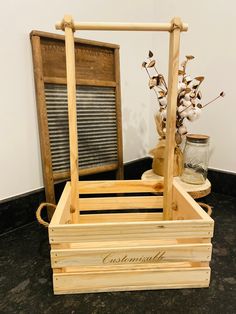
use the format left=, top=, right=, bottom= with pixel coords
left=0, top=192, right=235, bottom=314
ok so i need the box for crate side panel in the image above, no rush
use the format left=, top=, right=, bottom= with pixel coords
left=173, top=181, right=214, bottom=222
left=49, top=220, right=214, bottom=243
left=53, top=267, right=211, bottom=294
left=49, top=182, right=71, bottom=226
left=51, top=243, right=212, bottom=268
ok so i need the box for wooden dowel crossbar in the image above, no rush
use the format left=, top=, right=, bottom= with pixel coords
left=56, top=21, right=188, bottom=32
left=58, top=15, right=187, bottom=222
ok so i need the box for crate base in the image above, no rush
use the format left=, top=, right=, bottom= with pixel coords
left=53, top=266, right=211, bottom=294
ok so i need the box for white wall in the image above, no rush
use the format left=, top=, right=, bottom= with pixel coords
left=0, top=0, right=235, bottom=200
left=0, top=0, right=155, bottom=200
left=149, top=0, right=236, bottom=173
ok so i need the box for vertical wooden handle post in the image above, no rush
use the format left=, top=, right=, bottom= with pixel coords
left=163, top=17, right=182, bottom=220
left=63, top=15, right=79, bottom=223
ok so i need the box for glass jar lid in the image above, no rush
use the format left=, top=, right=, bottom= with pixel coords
left=186, top=134, right=209, bottom=144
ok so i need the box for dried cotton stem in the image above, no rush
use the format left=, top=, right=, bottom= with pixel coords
left=202, top=92, right=225, bottom=108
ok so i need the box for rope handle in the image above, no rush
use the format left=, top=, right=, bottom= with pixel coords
left=198, top=202, right=212, bottom=216
left=36, top=202, right=57, bottom=228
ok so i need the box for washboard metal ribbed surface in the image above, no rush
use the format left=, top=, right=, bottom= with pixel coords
left=45, top=84, right=118, bottom=172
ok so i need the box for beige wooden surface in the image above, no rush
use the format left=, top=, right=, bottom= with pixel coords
left=53, top=267, right=209, bottom=294
left=51, top=243, right=211, bottom=268
left=30, top=35, right=55, bottom=219
left=56, top=21, right=188, bottom=32
left=142, top=169, right=211, bottom=199
left=64, top=15, right=79, bottom=223
left=78, top=195, right=163, bottom=211
left=114, top=47, right=124, bottom=180
left=77, top=179, right=164, bottom=194
left=163, top=17, right=182, bottom=220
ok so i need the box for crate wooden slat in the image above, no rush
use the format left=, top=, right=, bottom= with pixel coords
left=47, top=15, right=215, bottom=294
left=53, top=267, right=210, bottom=295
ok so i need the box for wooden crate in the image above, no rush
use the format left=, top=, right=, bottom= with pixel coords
left=49, top=180, right=213, bottom=294
left=47, top=16, right=214, bottom=294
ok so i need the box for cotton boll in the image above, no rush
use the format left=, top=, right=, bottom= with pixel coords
left=178, top=105, right=189, bottom=118
left=178, top=125, right=187, bottom=135
left=159, top=97, right=167, bottom=107
left=179, top=110, right=189, bottom=118
left=178, top=82, right=186, bottom=90
left=160, top=109, right=167, bottom=120
left=149, top=78, right=157, bottom=88
left=178, top=82, right=186, bottom=92
left=179, top=98, right=185, bottom=106
left=187, top=107, right=201, bottom=121
left=187, top=81, right=194, bottom=89
left=192, top=79, right=200, bottom=89
left=184, top=75, right=192, bottom=83
left=194, top=107, right=202, bottom=118
left=184, top=93, right=191, bottom=101
left=187, top=109, right=195, bottom=121
left=182, top=99, right=192, bottom=108
left=179, top=90, right=186, bottom=97
left=177, top=105, right=186, bottom=113
left=191, top=98, right=197, bottom=106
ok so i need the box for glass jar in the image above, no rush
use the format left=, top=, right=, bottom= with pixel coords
left=181, top=134, right=210, bottom=185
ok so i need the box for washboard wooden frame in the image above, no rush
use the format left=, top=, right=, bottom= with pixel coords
left=30, top=31, right=123, bottom=218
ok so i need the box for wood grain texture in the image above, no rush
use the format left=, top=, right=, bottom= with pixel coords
left=64, top=238, right=212, bottom=249
left=30, top=35, right=55, bottom=219
left=49, top=220, right=213, bottom=244
left=51, top=243, right=212, bottom=268
left=30, top=30, right=120, bottom=49
left=49, top=182, right=71, bottom=226
left=78, top=195, right=163, bottom=211
left=41, top=39, right=115, bottom=83
left=173, top=181, right=214, bottom=222
left=174, top=177, right=211, bottom=199
left=114, top=48, right=124, bottom=179
left=64, top=15, right=79, bottom=223
left=142, top=170, right=211, bottom=199
left=163, top=17, right=182, bottom=220
left=78, top=213, right=163, bottom=223
left=53, top=267, right=209, bottom=294
left=77, top=179, right=164, bottom=194
left=55, top=22, right=188, bottom=32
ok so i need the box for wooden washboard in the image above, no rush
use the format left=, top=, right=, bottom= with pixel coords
left=30, top=31, right=123, bottom=217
